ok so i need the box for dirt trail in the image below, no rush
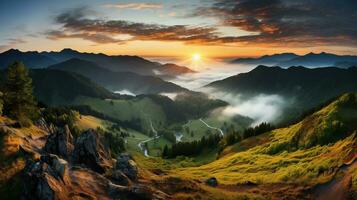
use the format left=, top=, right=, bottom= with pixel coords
left=199, top=118, right=224, bottom=136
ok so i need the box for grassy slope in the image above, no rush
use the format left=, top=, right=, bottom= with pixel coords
left=173, top=94, right=357, bottom=186
left=130, top=93, right=357, bottom=199
left=72, top=96, right=166, bottom=132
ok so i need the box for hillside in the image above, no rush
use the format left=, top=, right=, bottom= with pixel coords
left=164, top=93, right=357, bottom=199
left=48, top=58, right=188, bottom=94
left=0, top=68, right=114, bottom=105
left=207, top=65, right=357, bottom=123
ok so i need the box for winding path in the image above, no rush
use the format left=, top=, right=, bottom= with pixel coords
left=199, top=118, right=224, bottom=136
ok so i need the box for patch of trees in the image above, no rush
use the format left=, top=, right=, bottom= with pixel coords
left=243, top=122, right=274, bottom=139
left=162, top=133, right=222, bottom=158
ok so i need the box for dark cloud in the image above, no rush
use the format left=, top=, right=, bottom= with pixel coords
left=193, top=0, right=357, bottom=46
left=47, top=7, right=220, bottom=45
left=47, top=2, right=357, bottom=47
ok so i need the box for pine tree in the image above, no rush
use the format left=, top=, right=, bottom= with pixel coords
left=3, top=61, right=39, bottom=126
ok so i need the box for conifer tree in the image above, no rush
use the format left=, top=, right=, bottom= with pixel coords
left=3, top=61, right=39, bottom=126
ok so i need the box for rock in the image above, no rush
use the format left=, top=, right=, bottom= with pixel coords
left=111, top=170, right=131, bottom=186
left=205, top=177, right=218, bottom=187
left=22, top=157, right=70, bottom=200
left=35, top=118, right=55, bottom=133
left=43, top=125, right=74, bottom=159
left=72, top=129, right=113, bottom=173
left=109, top=184, right=169, bottom=200
left=115, top=153, right=138, bottom=181
left=40, top=154, right=69, bottom=181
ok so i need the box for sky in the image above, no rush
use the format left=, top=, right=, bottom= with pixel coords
left=1, top=0, right=357, bottom=58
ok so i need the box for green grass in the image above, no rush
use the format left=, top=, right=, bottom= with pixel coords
left=73, top=96, right=166, bottom=132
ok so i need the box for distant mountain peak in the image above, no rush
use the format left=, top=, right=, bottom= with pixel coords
left=60, top=48, right=79, bottom=54
left=3, top=48, right=22, bottom=54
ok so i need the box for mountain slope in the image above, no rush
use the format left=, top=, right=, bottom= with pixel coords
left=0, top=68, right=114, bottom=105
left=172, top=93, right=357, bottom=199
left=48, top=58, right=188, bottom=94
left=207, top=65, right=357, bottom=122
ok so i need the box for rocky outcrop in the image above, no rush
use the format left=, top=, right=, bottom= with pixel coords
left=43, top=126, right=73, bottom=159
left=72, top=129, right=113, bottom=173
left=114, top=153, right=138, bottom=181
left=22, top=154, right=70, bottom=200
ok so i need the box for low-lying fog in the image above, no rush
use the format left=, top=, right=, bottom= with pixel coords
left=116, top=59, right=289, bottom=126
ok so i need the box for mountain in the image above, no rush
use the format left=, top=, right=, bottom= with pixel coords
left=0, top=48, right=195, bottom=77
left=207, top=65, right=357, bottom=123
left=0, top=68, right=114, bottom=105
left=48, top=58, right=188, bottom=94
left=230, top=53, right=298, bottom=65
left=278, top=52, right=357, bottom=68
left=231, top=52, right=357, bottom=68
left=0, top=49, right=56, bottom=68
left=159, top=63, right=196, bottom=76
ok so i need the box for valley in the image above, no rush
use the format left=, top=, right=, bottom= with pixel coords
left=1, top=49, right=357, bottom=200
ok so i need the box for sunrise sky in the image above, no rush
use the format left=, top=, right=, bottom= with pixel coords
left=1, top=0, right=357, bottom=58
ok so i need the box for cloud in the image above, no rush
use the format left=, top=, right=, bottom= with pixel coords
left=46, top=30, right=124, bottom=44
left=192, top=0, right=357, bottom=47
left=104, top=3, right=162, bottom=10
left=46, top=3, right=357, bottom=47
left=46, top=7, right=220, bottom=45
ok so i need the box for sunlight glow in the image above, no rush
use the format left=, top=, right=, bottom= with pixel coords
left=192, top=53, right=201, bottom=62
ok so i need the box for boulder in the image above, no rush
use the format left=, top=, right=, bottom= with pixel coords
left=115, top=153, right=138, bottom=181
left=205, top=177, right=218, bottom=187
left=72, top=129, right=113, bottom=173
left=111, top=170, right=131, bottom=186
left=40, top=154, right=69, bottom=182
left=22, top=156, right=70, bottom=200
left=43, top=126, right=74, bottom=159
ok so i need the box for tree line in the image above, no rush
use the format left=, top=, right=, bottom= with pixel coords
left=162, top=122, right=274, bottom=158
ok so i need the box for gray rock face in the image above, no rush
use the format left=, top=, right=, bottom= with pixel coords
left=205, top=177, right=218, bottom=187
left=72, top=129, right=113, bottom=173
left=22, top=155, right=70, bottom=200
left=43, top=126, right=74, bottom=159
left=115, top=153, right=138, bottom=181
left=111, top=170, right=131, bottom=186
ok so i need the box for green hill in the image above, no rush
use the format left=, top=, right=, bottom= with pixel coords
left=153, top=93, right=357, bottom=199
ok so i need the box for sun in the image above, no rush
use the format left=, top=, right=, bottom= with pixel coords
left=192, top=53, right=201, bottom=62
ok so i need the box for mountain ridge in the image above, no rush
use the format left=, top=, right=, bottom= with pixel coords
left=231, top=52, right=357, bottom=68
left=48, top=58, right=188, bottom=94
